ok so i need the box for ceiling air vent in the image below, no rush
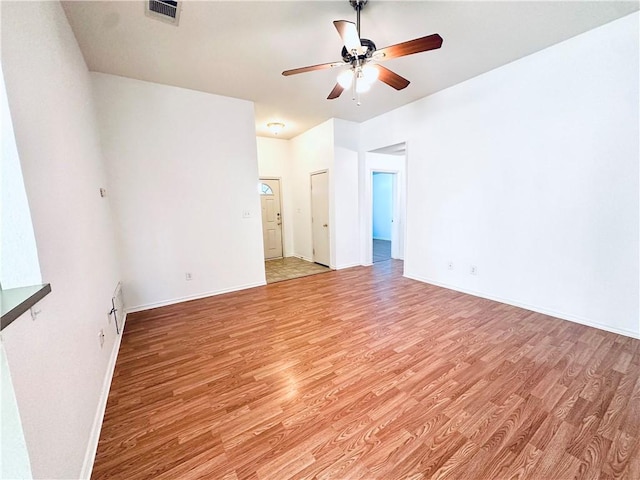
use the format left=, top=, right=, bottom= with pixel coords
left=146, top=0, right=181, bottom=26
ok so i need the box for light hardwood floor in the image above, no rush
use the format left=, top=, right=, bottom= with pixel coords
left=92, top=260, right=640, bottom=479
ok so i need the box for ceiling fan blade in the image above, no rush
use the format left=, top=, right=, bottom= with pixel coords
left=377, top=65, right=410, bottom=90
left=327, top=83, right=344, bottom=100
left=333, top=20, right=363, bottom=55
left=282, top=61, right=344, bottom=76
left=376, top=34, right=443, bottom=61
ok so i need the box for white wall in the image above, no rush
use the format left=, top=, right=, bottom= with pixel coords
left=289, top=120, right=334, bottom=263
left=1, top=65, right=41, bottom=289
left=1, top=2, right=123, bottom=478
left=333, top=146, right=360, bottom=269
left=361, top=13, right=640, bottom=337
left=332, top=119, right=361, bottom=269
left=256, top=137, right=294, bottom=257
left=92, top=73, right=265, bottom=311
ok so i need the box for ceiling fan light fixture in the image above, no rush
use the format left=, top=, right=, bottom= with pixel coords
left=362, top=64, right=379, bottom=84
left=267, top=122, right=285, bottom=135
left=337, top=69, right=354, bottom=88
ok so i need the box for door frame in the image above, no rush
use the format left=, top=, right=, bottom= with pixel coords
left=365, top=166, right=406, bottom=265
left=371, top=171, right=397, bottom=262
left=370, top=169, right=399, bottom=261
left=309, top=169, right=331, bottom=267
left=259, top=177, right=284, bottom=259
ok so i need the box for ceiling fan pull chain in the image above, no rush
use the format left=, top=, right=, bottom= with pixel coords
left=352, top=74, right=357, bottom=101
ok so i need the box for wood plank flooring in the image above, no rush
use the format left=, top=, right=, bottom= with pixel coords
left=92, top=260, right=640, bottom=480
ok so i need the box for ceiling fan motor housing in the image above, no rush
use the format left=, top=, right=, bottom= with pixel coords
left=342, top=38, right=376, bottom=64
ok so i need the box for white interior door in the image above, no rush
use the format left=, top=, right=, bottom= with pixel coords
left=260, top=178, right=283, bottom=260
left=311, top=171, right=330, bottom=266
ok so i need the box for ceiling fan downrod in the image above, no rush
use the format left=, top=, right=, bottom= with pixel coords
left=349, top=0, right=367, bottom=37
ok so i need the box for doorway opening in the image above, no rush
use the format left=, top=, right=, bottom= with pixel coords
left=261, top=174, right=332, bottom=284
left=372, top=172, right=394, bottom=262
left=365, top=143, right=406, bottom=266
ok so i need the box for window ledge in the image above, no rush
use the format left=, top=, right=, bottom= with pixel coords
left=1, top=284, right=51, bottom=331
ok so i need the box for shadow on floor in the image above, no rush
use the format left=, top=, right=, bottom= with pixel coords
left=265, top=256, right=331, bottom=284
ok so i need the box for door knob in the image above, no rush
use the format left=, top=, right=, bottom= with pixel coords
left=323, top=224, right=328, bottom=227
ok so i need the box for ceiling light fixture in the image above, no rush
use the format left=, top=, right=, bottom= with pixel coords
left=336, top=64, right=379, bottom=104
left=267, top=122, right=285, bottom=135
left=337, top=69, right=353, bottom=89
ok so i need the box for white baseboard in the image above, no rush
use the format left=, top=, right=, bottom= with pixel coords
left=80, top=313, right=127, bottom=479
left=291, top=254, right=313, bottom=263
left=404, top=273, right=640, bottom=340
left=126, top=281, right=266, bottom=314
left=335, top=262, right=360, bottom=270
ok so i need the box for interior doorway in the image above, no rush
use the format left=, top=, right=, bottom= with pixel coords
left=311, top=171, right=330, bottom=267
left=259, top=178, right=283, bottom=260
left=372, top=172, right=394, bottom=262
left=364, top=143, right=407, bottom=265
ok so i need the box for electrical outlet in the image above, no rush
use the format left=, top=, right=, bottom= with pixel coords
left=470, top=265, right=478, bottom=275
left=242, top=210, right=251, bottom=218
left=99, top=329, right=105, bottom=348
left=448, top=261, right=454, bottom=270
left=99, top=188, right=107, bottom=197
left=185, top=272, right=192, bottom=281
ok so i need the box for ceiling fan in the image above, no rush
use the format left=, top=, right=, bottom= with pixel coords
left=282, top=0, right=443, bottom=103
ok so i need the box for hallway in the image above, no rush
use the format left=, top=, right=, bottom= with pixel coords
left=373, top=239, right=391, bottom=263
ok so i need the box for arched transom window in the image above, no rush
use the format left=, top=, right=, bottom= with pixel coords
left=260, top=183, right=273, bottom=195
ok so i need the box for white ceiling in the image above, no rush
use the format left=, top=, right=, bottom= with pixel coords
left=62, top=1, right=639, bottom=140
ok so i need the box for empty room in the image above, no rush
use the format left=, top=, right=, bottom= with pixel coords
left=1, top=1, right=639, bottom=479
